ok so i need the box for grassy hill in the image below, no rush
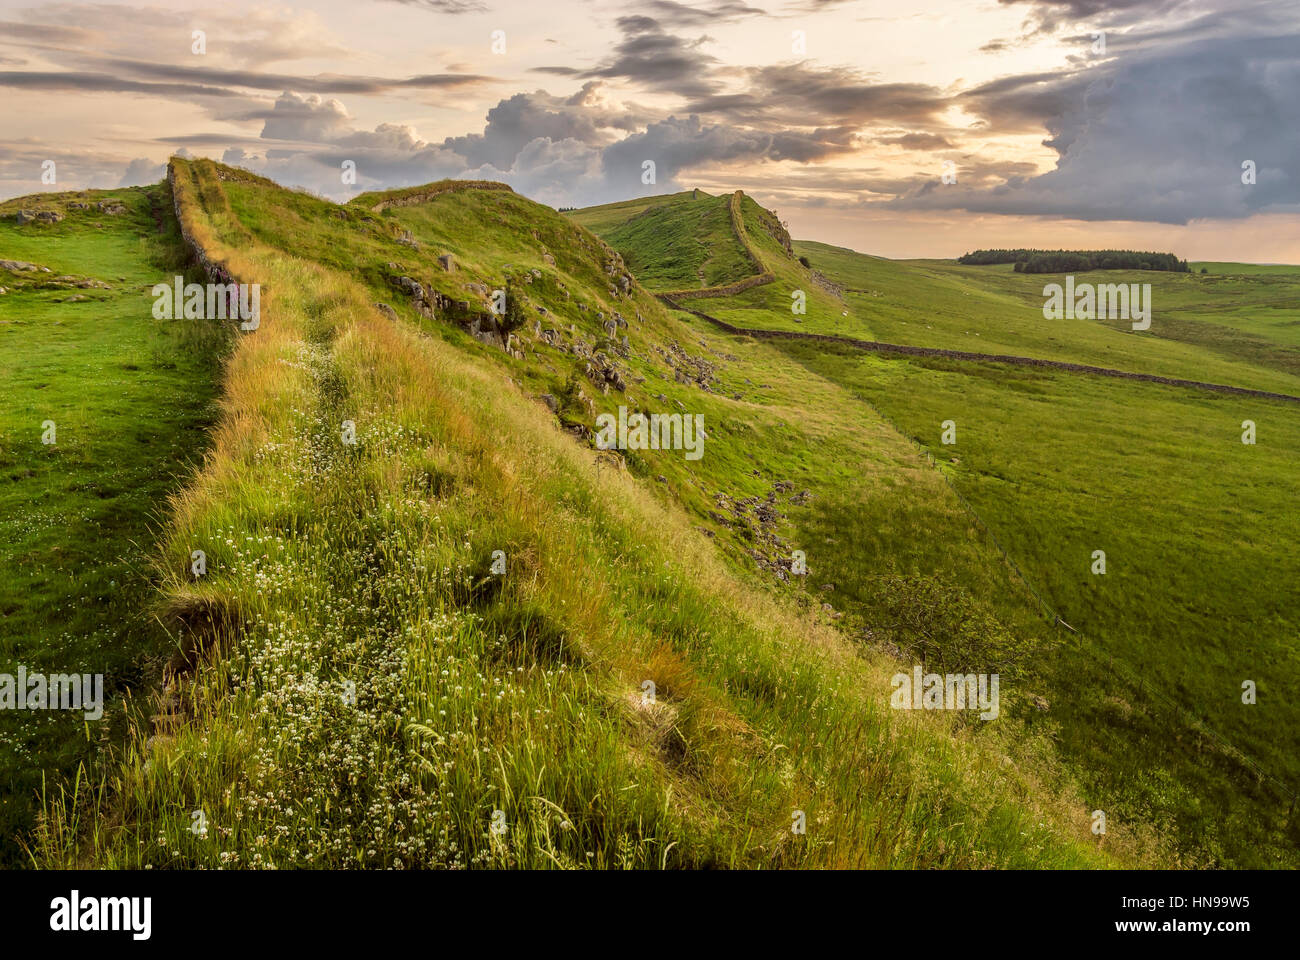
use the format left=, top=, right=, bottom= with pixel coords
left=0, top=185, right=229, bottom=865
left=572, top=193, right=1300, bottom=867
left=4, top=159, right=1147, bottom=869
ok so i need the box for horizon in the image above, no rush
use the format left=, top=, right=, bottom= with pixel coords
left=2, top=0, right=1298, bottom=257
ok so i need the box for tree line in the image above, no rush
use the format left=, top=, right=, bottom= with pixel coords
left=958, top=249, right=1190, bottom=273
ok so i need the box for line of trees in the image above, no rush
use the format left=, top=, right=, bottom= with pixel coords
left=958, top=249, right=1190, bottom=273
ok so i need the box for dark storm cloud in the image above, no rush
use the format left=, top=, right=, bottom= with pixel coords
left=534, top=15, right=722, bottom=99
left=637, top=1, right=768, bottom=27
left=897, top=4, right=1300, bottom=223
left=17, top=56, right=492, bottom=96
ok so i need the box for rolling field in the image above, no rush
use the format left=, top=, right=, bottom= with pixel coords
left=3, top=163, right=1291, bottom=869
left=572, top=191, right=1300, bottom=866
left=0, top=185, right=228, bottom=863
left=15, top=159, right=1137, bottom=869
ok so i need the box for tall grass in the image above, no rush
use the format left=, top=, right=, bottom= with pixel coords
left=32, top=159, right=1141, bottom=869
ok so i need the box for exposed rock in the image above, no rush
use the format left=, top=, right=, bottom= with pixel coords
left=16, top=209, right=63, bottom=224
left=373, top=302, right=398, bottom=321
left=396, top=276, right=424, bottom=299
left=96, top=201, right=126, bottom=215
left=537, top=393, right=560, bottom=413
left=0, top=259, right=49, bottom=273
left=438, top=254, right=455, bottom=272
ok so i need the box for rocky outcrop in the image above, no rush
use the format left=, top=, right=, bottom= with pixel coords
left=14, top=210, right=63, bottom=224
left=0, top=259, right=50, bottom=273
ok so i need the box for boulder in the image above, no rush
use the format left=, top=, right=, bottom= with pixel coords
left=0, top=259, right=46, bottom=272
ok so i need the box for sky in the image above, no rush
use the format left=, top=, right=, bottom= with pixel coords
left=1, top=0, right=1297, bottom=259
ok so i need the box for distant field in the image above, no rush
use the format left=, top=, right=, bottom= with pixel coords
left=1193, top=261, right=1300, bottom=276
left=0, top=185, right=227, bottom=863
left=775, top=339, right=1300, bottom=864
left=791, top=241, right=1300, bottom=392
left=573, top=193, right=1300, bottom=866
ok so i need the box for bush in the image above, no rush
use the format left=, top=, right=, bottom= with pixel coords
left=866, top=575, right=1034, bottom=678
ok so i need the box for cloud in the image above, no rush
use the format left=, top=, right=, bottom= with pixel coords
left=536, top=15, right=723, bottom=99
left=259, top=92, right=354, bottom=142
left=441, top=90, right=614, bottom=169
left=996, top=0, right=1195, bottom=34
left=636, top=1, right=768, bottom=27
left=897, top=9, right=1300, bottom=222
left=118, top=157, right=166, bottom=186
left=377, top=0, right=488, bottom=11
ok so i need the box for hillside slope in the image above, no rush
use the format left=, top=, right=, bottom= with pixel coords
left=573, top=193, right=1300, bottom=867
left=20, top=159, right=1140, bottom=869
left=0, top=185, right=227, bottom=865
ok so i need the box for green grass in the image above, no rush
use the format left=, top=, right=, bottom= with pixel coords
left=25, top=159, right=1133, bottom=870
left=566, top=190, right=706, bottom=237
left=0, top=183, right=228, bottom=863
left=570, top=194, right=1300, bottom=866
left=774, top=341, right=1300, bottom=866
left=793, top=242, right=1300, bottom=392
left=600, top=193, right=751, bottom=290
